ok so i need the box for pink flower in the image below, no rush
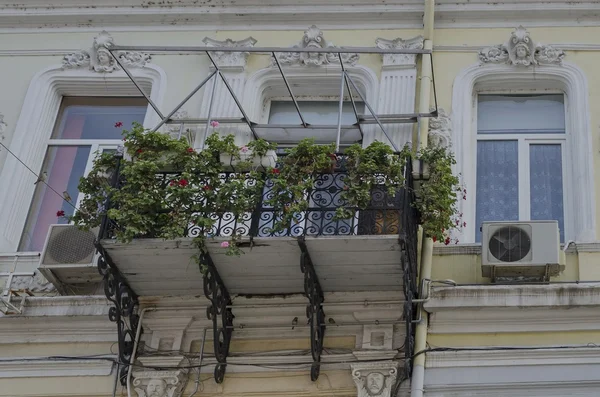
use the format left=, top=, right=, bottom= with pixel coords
left=56, top=210, right=65, bottom=217
left=432, top=236, right=437, bottom=242
left=179, top=179, right=189, bottom=187
left=240, top=146, right=249, bottom=153
left=271, top=168, right=280, bottom=175
left=115, top=121, right=123, bottom=128
left=203, top=185, right=212, bottom=191
left=210, top=120, right=219, bottom=128
left=220, top=241, right=230, bottom=248
left=187, top=148, right=195, bottom=153
left=444, top=237, right=451, bottom=246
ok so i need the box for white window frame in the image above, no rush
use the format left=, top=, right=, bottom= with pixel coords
left=0, top=65, right=166, bottom=252
left=451, top=63, right=595, bottom=243
left=474, top=92, right=569, bottom=240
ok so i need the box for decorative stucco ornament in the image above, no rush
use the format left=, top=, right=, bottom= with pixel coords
left=62, top=31, right=151, bottom=72
left=428, top=108, right=452, bottom=148
left=203, top=37, right=257, bottom=71
left=351, top=362, right=398, bottom=397
left=132, top=369, right=187, bottom=397
left=375, top=36, right=424, bottom=68
left=276, top=25, right=359, bottom=66
left=478, top=26, right=565, bottom=66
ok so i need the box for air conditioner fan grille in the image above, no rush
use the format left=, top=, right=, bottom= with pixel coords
left=488, top=225, right=531, bottom=262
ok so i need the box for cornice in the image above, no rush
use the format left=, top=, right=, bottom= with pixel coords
left=0, top=357, right=115, bottom=378
left=0, top=1, right=600, bottom=31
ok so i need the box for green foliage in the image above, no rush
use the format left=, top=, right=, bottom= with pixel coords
left=414, top=146, right=463, bottom=243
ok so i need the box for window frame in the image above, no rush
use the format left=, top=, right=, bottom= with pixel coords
left=474, top=92, right=570, bottom=241
left=0, top=64, right=165, bottom=253
left=451, top=62, right=595, bottom=244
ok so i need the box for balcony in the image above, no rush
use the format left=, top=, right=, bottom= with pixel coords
left=97, top=155, right=418, bottom=297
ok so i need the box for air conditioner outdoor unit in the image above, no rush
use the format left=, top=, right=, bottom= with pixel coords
left=38, top=224, right=101, bottom=294
left=481, top=220, right=564, bottom=282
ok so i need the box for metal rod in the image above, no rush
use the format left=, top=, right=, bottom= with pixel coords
left=200, top=70, right=220, bottom=150
left=111, top=45, right=433, bottom=55
left=335, top=54, right=346, bottom=152
left=339, top=56, right=364, bottom=140
left=151, top=70, right=217, bottom=133
left=226, top=320, right=405, bottom=330
left=206, top=52, right=260, bottom=141
left=429, top=53, right=439, bottom=116
left=344, top=71, right=399, bottom=152
left=165, top=115, right=426, bottom=125
left=107, top=48, right=165, bottom=120
left=226, top=300, right=404, bottom=309
left=272, top=52, right=308, bottom=128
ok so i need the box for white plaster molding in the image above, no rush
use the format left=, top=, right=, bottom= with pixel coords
left=275, top=25, right=359, bottom=67
left=203, top=36, right=257, bottom=72
left=425, top=283, right=600, bottom=311
left=0, top=64, right=165, bottom=252
left=375, top=36, right=423, bottom=69
left=451, top=62, right=595, bottom=243
left=428, top=107, right=451, bottom=148
left=479, top=26, right=565, bottom=66
left=429, top=307, right=600, bottom=334
left=426, top=347, right=600, bottom=369
left=10, top=272, right=55, bottom=292
left=133, top=358, right=188, bottom=397
left=63, top=30, right=151, bottom=72
left=351, top=362, right=398, bottom=397
left=0, top=357, right=115, bottom=378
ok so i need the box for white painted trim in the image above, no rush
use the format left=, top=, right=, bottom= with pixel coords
left=424, top=283, right=600, bottom=311
left=451, top=62, right=595, bottom=243
left=0, top=64, right=166, bottom=252
left=0, top=358, right=115, bottom=378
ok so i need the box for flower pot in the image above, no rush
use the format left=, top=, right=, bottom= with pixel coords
left=220, top=149, right=278, bottom=171
left=412, top=159, right=430, bottom=180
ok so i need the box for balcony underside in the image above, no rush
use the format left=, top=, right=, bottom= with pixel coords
left=100, top=235, right=405, bottom=296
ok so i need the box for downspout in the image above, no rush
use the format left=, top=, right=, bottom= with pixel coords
left=411, top=1, right=434, bottom=396
left=127, top=307, right=155, bottom=397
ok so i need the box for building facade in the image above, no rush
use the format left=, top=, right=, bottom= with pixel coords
left=1, top=1, right=600, bottom=397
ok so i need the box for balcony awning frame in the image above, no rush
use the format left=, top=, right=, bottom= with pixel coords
left=106, top=44, right=439, bottom=152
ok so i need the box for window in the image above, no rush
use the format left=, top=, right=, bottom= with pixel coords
left=262, top=100, right=365, bottom=147
left=19, top=97, right=147, bottom=252
left=475, top=94, right=566, bottom=242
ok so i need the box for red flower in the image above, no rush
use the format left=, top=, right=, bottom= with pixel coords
left=115, top=121, right=123, bottom=128
left=56, top=210, right=65, bottom=217
left=432, top=236, right=437, bottom=242
left=463, top=221, right=467, bottom=227
left=136, top=149, right=143, bottom=154
left=179, top=179, right=189, bottom=187
left=444, top=237, right=451, bottom=246
left=271, top=168, right=280, bottom=175
left=169, top=180, right=176, bottom=187
left=187, top=148, right=195, bottom=153
left=203, top=185, right=212, bottom=191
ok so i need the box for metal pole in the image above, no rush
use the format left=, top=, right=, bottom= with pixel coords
left=335, top=54, right=346, bottom=152
left=344, top=71, right=399, bottom=152
left=205, top=52, right=260, bottom=141
left=199, top=70, right=220, bottom=150
left=107, top=48, right=165, bottom=120
left=111, top=45, right=433, bottom=55
left=151, top=70, right=217, bottom=133
left=272, top=52, right=308, bottom=128
left=339, top=55, right=364, bottom=140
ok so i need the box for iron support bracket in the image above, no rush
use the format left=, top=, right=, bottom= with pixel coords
left=297, top=237, right=326, bottom=381
left=96, top=243, right=139, bottom=386
left=202, top=251, right=234, bottom=384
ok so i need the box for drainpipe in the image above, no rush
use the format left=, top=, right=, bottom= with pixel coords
left=411, top=0, right=435, bottom=396
left=127, top=307, right=155, bottom=397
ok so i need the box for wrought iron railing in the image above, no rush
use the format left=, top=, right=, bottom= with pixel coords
left=99, top=154, right=417, bottom=241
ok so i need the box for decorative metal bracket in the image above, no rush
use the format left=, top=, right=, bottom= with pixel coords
left=298, top=237, right=326, bottom=381
left=96, top=243, right=139, bottom=386
left=202, top=251, right=234, bottom=384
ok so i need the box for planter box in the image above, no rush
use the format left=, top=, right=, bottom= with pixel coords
left=220, top=149, right=278, bottom=171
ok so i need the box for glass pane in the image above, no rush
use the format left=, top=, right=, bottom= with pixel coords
left=52, top=97, right=147, bottom=139
left=530, top=144, right=564, bottom=242
left=476, top=140, right=519, bottom=242
left=268, top=101, right=365, bottom=125
left=477, top=94, right=565, bottom=134
left=20, top=146, right=91, bottom=252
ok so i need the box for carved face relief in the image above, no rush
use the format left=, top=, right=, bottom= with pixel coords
left=97, top=49, right=112, bottom=66
left=146, top=379, right=167, bottom=397
left=366, top=372, right=385, bottom=396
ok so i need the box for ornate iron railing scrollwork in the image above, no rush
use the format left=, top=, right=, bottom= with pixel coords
left=96, top=244, right=139, bottom=386
left=202, top=251, right=234, bottom=384
left=398, top=158, right=419, bottom=380
left=298, top=237, right=326, bottom=381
